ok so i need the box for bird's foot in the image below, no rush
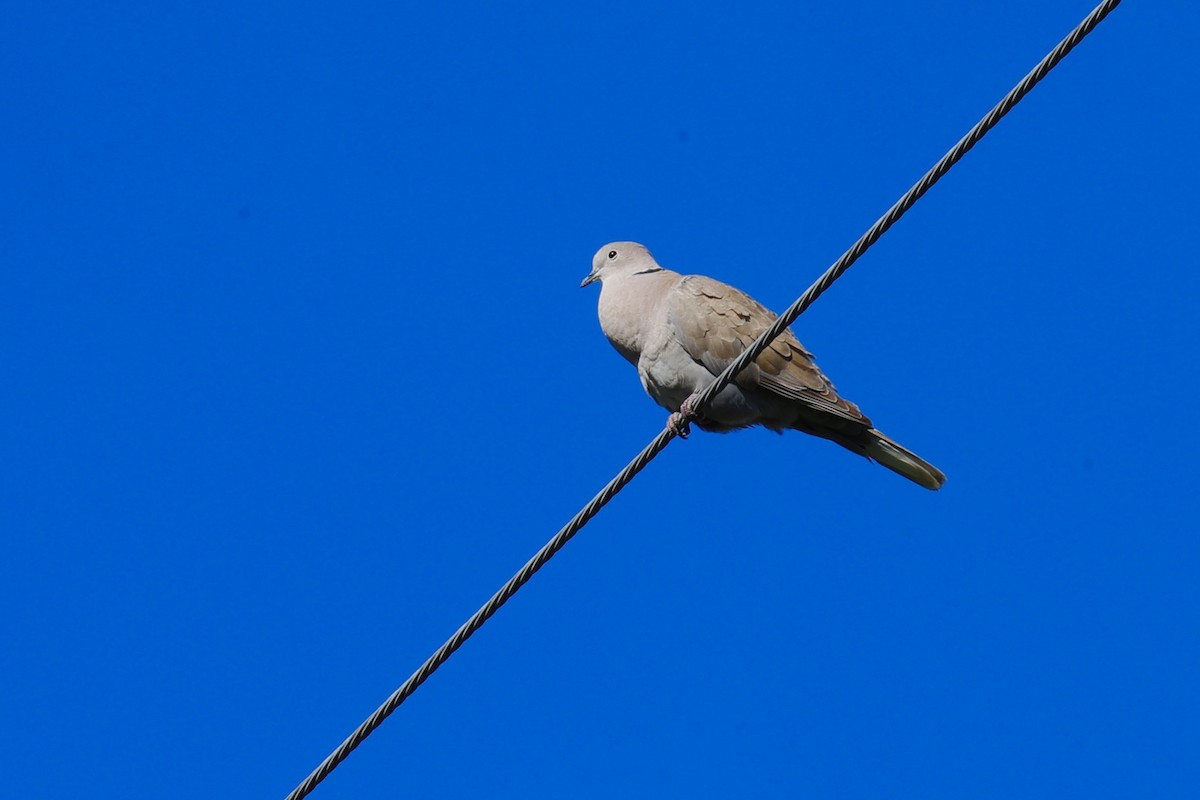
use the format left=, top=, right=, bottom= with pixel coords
left=667, top=411, right=691, bottom=438
left=666, top=393, right=702, bottom=439
left=680, top=394, right=700, bottom=418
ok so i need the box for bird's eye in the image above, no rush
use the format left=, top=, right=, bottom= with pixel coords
left=607, top=250, right=617, bottom=260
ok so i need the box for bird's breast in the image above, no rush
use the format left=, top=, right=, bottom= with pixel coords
left=597, top=296, right=642, bottom=366
left=596, top=272, right=679, bottom=366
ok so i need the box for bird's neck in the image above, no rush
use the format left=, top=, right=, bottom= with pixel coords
left=598, top=270, right=679, bottom=364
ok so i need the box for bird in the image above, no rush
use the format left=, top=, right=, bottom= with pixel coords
left=580, top=241, right=945, bottom=490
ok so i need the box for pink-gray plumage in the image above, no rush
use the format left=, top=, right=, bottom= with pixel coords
left=581, top=241, right=945, bottom=490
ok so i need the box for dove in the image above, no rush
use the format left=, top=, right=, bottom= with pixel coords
left=581, top=241, right=945, bottom=490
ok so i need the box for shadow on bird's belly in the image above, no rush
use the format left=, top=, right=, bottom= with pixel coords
left=637, top=347, right=765, bottom=432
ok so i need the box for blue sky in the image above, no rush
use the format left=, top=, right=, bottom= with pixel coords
left=2, top=1, right=1197, bottom=797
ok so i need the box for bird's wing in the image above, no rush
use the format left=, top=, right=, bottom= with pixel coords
left=669, top=274, right=867, bottom=424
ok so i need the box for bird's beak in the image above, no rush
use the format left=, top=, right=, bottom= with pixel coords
left=580, top=271, right=598, bottom=288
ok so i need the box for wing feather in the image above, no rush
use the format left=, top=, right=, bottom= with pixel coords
left=671, top=275, right=868, bottom=425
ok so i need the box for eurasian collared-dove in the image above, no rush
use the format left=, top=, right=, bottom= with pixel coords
left=581, top=241, right=946, bottom=490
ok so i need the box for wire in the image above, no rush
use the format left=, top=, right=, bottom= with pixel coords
left=284, top=1, right=1123, bottom=797
left=686, top=0, right=1124, bottom=419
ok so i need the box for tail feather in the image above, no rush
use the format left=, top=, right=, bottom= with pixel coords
left=864, top=429, right=946, bottom=491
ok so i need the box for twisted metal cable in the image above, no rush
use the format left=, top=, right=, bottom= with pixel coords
left=285, top=1, right=1122, bottom=797
left=283, top=429, right=677, bottom=800
left=686, top=0, right=1124, bottom=419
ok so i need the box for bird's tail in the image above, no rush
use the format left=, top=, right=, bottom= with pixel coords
left=864, top=429, right=946, bottom=491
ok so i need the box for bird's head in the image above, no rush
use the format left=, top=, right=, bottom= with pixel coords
left=581, top=241, right=661, bottom=287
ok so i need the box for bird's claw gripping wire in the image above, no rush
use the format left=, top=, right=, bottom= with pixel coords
left=667, top=394, right=701, bottom=438
left=667, top=412, right=690, bottom=438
